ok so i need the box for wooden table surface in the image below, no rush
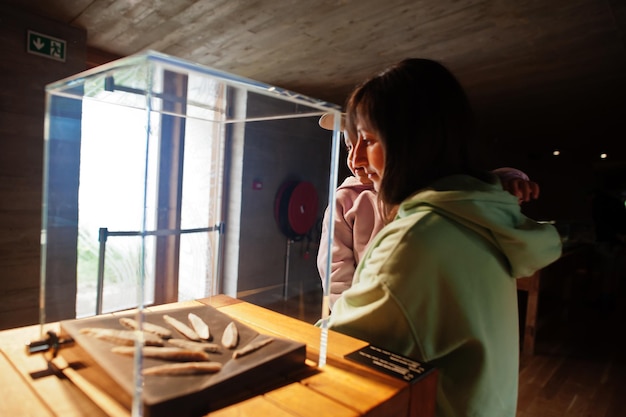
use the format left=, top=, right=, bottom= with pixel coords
left=0, top=295, right=437, bottom=417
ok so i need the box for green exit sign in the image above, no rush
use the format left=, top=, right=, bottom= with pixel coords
left=27, top=30, right=66, bottom=62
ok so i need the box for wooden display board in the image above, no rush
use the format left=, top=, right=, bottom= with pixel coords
left=59, top=304, right=306, bottom=417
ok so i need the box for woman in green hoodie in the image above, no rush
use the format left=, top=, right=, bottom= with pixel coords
left=326, top=59, right=562, bottom=417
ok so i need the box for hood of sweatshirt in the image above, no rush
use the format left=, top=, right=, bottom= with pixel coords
left=337, top=175, right=375, bottom=193
left=398, top=174, right=562, bottom=278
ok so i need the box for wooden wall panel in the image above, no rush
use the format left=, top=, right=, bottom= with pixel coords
left=0, top=4, right=86, bottom=329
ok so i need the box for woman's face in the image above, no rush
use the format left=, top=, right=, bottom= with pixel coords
left=352, top=120, right=384, bottom=192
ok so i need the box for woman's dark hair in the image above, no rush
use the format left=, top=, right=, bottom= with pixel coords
left=345, top=58, right=476, bottom=208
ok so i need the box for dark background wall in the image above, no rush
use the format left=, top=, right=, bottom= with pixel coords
left=235, top=113, right=332, bottom=303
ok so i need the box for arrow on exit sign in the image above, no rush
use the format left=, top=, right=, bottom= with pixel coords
left=27, top=30, right=66, bottom=62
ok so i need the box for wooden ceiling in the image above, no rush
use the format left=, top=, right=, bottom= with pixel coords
left=6, top=0, right=626, bottom=168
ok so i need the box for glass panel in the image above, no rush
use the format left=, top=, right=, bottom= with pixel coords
left=42, top=51, right=342, bottom=415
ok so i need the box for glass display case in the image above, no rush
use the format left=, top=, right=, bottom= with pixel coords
left=40, top=50, right=341, bottom=415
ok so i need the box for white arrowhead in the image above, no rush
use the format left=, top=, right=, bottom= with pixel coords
left=33, top=38, right=44, bottom=50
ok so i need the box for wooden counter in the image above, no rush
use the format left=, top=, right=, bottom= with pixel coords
left=0, top=295, right=437, bottom=417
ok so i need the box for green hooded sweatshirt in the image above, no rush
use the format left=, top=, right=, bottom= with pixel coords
left=328, top=174, right=562, bottom=417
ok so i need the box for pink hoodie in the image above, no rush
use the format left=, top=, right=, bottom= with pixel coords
left=317, top=176, right=384, bottom=308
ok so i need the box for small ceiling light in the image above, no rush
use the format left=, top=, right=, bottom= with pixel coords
left=552, top=149, right=560, bottom=156
left=600, top=153, right=608, bottom=159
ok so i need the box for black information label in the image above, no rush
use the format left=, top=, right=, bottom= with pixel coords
left=344, top=345, right=434, bottom=383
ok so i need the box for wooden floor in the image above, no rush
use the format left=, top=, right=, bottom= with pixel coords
left=516, top=287, right=626, bottom=417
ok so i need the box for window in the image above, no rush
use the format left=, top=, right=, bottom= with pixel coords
left=75, top=74, right=226, bottom=317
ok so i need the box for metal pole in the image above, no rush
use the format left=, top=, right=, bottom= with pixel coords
left=96, top=227, right=108, bottom=315
left=93, top=225, right=218, bottom=314
left=283, top=238, right=293, bottom=300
